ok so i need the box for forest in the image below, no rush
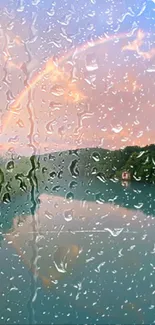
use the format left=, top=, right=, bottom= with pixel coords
left=77, top=144, right=155, bottom=183
left=0, top=144, right=155, bottom=201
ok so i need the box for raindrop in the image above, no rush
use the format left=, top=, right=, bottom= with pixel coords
left=3, top=193, right=11, bottom=204
left=112, top=125, right=123, bottom=133
left=6, top=90, right=15, bottom=101
left=69, top=160, right=79, bottom=178
left=20, top=182, right=27, bottom=192
left=50, top=85, right=64, bottom=96
left=47, top=7, right=55, bottom=17
left=49, top=101, right=62, bottom=111
left=53, top=246, right=68, bottom=272
left=95, top=193, right=105, bottom=203
left=10, top=286, right=18, bottom=292
left=46, top=121, right=54, bottom=134
left=50, top=171, right=57, bottom=179
left=49, top=154, right=55, bottom=161
left=104, top=228, right=124, bottom=237
left=64, top=209, right=73, bottom=222
left=58, top=170, right=63, bottom=179
left=134, top=203, right=143, bottom=209
left=66, top=192, right=74, bottom=201
left=91, top=167, right=97, bottom=174
left=58, top=126, right=65, bottom=136
left=7, top=21, right=14, bottom=31
left=137, top=151, right=145, bottom=158
left=69, top=181, right=78, bottom=189
left=85, top=74, right=96, bottom=87
left=95, top=262, right=106, bottom=273
left=0, top=169, right=4, bottom=186
left=8, top=136, right=19, bottom=143
left=85, top=53, right=98, bottom=72
left=45, top=211, right=53, bottom=220
left=6, top=183, right=12, bottom=192
left=17, top=0, right=25, bottom=12
left=58, top=13, right=72, bottom=26
left=53, top=261, right=66, bottom=273
left=97, top=173, right=106, bottom=183
left=137, top=2, right=147, bottom=16
left=6, top=161, right=14, bottom=172
left=52, top=185, right=60, bottom=192
left=88, top=10, right=96, bottom=17
left=16, top=119, right=24, bottom=128
left=32, top=0, right=40, bottom=5
left=87, top=23, right=94, bottom=31
left=92, top=152, right=100, bottom=162
left=42, top=167, right=47, bottom=174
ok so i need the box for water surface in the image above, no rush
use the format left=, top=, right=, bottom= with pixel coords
left=0, top=178, right=155, bottom=324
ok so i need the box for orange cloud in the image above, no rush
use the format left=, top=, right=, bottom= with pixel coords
left=122, top=29, right=155, bottom=60
left=122, top=29, right=145, bottom=52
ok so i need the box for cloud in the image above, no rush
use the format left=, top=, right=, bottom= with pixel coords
left=122, top=29, right=155, bottom=60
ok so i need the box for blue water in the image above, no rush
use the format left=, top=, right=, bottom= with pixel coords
left=1, top=179, right=155, bottom=324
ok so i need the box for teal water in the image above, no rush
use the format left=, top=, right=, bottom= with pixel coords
left=0, top=178, right=155, bottom=324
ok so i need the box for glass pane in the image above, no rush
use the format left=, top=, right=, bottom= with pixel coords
left=0, top=0, right=155, bottom=324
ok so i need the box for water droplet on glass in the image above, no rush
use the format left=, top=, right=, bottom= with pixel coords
left=69, top=160, right=79, bottom=178
left=16, top=119, right=24, bottom=128
left=32, top=0, right=40, bottom=5
left=42, top=167, right=47, bottom=174
left=6, top=161, right=14, bottom=172
left=6, top=182, right=12, bottom=192
left=66, top=192, right=74, bottom=201
left=50, top=85, right=64, bottom=96
left=45, top=211, right=53, bottom=220
left=112, top=125, right=123, bottom=133
left=134, top=203, right=143, bottom=209
left=17, top=0, right=25, bottom=12
left=58, top=170, right=63, bottom=179
left=50, top=171, right=57, bottom=179
left=69, top=181, right=78, bottom=189
left=104, top=228, right=124, bottom=237
left=95, top=262, right=106, bottom=273
left=3, top=192, right=11, bottom=204
left=97, top=173, right=106, bottom=183
left=47, top=7, right=55, bottom=17
left=46, top=121, right=54, bottom=134
left=58, top=13, right=72, bottom=26
left=0, top=169, right=4, bottom=185
left=58, top=126, right=65, bottom=136
left=49, top=101, right=62, bottom=111
left=91, top=167, right=97, bottom=175
left=20, top=182, right=27, bottom=192
left=53, top=260, right=66, bottom=273
left=85, top=53, right=98, bottom=72
left=92, top=152, right=100, bottom=162
left=52, top=185, right=60, bottom=192
left=64, top=209, right=73, bottom=222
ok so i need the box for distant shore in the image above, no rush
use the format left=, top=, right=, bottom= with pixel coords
left=0, top=144, right=155, bottom=203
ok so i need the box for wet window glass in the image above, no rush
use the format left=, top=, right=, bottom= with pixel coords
left=0, top=0, right=155, bottom=324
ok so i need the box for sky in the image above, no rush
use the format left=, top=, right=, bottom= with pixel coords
left=0, top=0, right=155, bottom=156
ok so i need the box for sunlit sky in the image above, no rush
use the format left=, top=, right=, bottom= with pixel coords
left=0, top=0, right=155, bottom=156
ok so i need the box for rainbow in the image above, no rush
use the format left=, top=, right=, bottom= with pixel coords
left=2, top=31, right=134, bottom=134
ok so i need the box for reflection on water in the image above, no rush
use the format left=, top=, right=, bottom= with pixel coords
left=1, top=178, right=155, bottom=324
